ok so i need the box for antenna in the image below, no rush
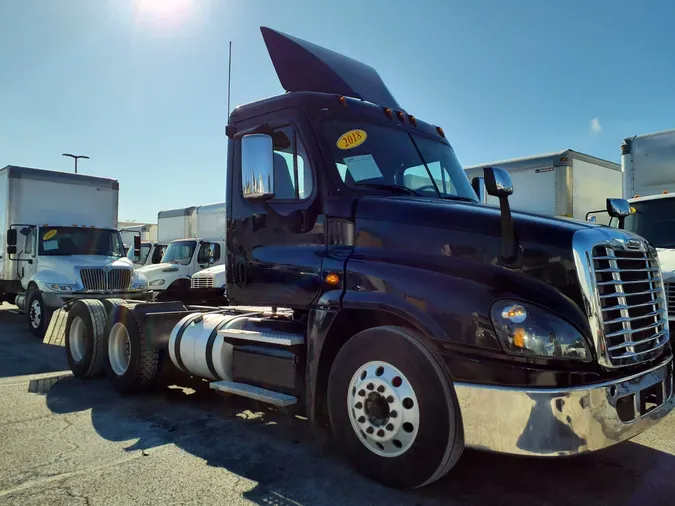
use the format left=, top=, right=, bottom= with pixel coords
left=227, top=41, right=232, bottom=119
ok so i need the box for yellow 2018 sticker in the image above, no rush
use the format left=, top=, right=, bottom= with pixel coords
left=43, top=230, right=57, bottom=241
left=336, top=129, right=367, bottom=150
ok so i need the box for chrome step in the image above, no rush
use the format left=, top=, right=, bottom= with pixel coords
left=218, top=328, right=304, bottom=346
left=209, top=380, right=297, bottom=407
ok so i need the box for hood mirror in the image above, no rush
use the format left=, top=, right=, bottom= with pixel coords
left=484, top=167, right=513, bottom=197
left=482, top=167, right=520, bottom=267
left=606, top=198, right=633, bottom=229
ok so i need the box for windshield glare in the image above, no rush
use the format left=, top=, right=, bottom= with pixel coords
left=322, top=120, right=477, bottom=201
left=38, top=227, right=125, bottom=257
left=128, top=242, right=151, bottom=264
left=624, top=199, right=675, bottom=248
left=162, top=241, right=196, bottom=265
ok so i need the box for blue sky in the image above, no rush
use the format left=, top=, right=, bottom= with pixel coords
left=1, top=0, right=674, bottom=223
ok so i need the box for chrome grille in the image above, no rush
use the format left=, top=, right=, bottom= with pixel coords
left=593, top=245, right=668, bottom=367
left=665, top=282, right=675, bottom=316
left=191, top=275, right=215, bottom=289
left=80, top=268, right=132, bottom=291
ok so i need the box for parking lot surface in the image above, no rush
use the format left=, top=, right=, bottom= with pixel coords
left=2, top=303, right=675, bottom=505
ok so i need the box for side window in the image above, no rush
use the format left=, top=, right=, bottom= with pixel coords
left=210, top=243, right=221, bottom=262
left=24, top=228, right=34, bottom=255
left=271, top=125, right=314, bottom=200
left=197, top=243, right=210, bottom=264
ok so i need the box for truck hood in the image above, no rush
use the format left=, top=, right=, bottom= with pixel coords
left=137, top=262, right=184, bottom=280
left=656, top=248, right=675, bottom=283
left=36, top=255, right=133, bottom=286
left=193, top=264, right=225, bottom=277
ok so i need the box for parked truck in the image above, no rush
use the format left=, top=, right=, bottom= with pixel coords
left=138, top=202, right=226, bottom=299
left=465, top=150, right=623, bottom=220
left=190, top=263, right=227, bottom=304
left=121, top=223, right=162, bottom=268
left=0, top=165, right=151, bottom=336
left=587, top=128, right=675, bottom=325
left=60, top=28, right=673, bottom=490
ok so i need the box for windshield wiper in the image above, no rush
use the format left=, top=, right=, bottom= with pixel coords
left=441, top=195, right=476, bottom=203
left=354, top=183, right=420, bottom=196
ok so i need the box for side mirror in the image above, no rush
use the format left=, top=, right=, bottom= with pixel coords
left=7, top=245, right=16, bottom=255
left=483, top=167, right=519, bottom=266
left=606, top=198, right=632, bottom=218
left=471, top=176, right=487, bottom=204
left=241, top=134, right=275, bottom=200
left=483, top=167, right=513, bottom=197
left=133, top=234, right=141, bottom=261
left=7, top=229, right=17, bottom=246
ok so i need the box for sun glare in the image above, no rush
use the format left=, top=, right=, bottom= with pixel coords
left=136, top=0, right=193, bottom=16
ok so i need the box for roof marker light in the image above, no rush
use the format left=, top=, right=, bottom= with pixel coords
left=396, top=111, right=405, bottom=122
left=338, top=95, right=347, bottom=108
left=436, top=126, right=445, bottom=138
left=663, top=190, right=669, bottom=194
left=384, top=107, right=393, bottom=120
left=409, top=115, right=417, bottom=127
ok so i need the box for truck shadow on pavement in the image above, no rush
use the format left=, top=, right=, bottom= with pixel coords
left=29, top=373, right=675, bottom=506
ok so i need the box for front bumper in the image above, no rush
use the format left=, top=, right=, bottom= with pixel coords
left=43, top=290, right=153, bottom=308
left=455, top=356, right=674, bottom=456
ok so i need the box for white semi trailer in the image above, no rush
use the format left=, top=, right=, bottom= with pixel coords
left=465, top=150, right=623, bottom=220
left=0, top=165, right=150, bottom=336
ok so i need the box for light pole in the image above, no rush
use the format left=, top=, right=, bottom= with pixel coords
left=62, top=153, right=90, bottom=174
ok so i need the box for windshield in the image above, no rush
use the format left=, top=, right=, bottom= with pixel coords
left=127, top=242, right=152, bottom=264
left=161, top=240, right=197, bottom=265
left=322, top=120, right=477, bottom=201
left=624, top=199, right=675, bottom=248
left=38, top=227, right=125, bottom=257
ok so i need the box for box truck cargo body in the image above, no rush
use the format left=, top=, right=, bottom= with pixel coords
left=138, top=202, right=226, bottom=298
left=0, top=165, right=150, bottom=336
left=464, top=150, right=622, bottom=220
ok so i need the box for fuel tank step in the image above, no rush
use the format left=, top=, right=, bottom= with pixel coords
left=218, top=328, right=304, bottom=346
left=209, top=380, right=298, bottom=407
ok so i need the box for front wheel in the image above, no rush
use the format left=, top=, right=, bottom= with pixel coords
left=27, top=291, right=53, bottom=338
left=327, top=326, right=464, bottom=489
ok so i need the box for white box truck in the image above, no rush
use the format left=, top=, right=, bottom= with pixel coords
left=588, top=129, right=675, bottom=323
left=0, top=165, right=151, bottom=336
left=464, top=150, right=623, bottom=220
left=138, top=202, right=225, bottom=299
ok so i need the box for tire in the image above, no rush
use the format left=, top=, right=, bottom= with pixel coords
left=26, top=290, right=53, bottom=338
left=103, top=303, right=159, bottom=393
left=327, top=326, right=464, bottom=490
left=101, top=298, right=127, bottom=316
left=65, top=300, right=108, bottom=378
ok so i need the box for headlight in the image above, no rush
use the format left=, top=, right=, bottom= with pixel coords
left=47, top=284, right=75, bottom=292
left=149, top=279, right=165, bottom=287
left=490, top=300, right=591, bottom=361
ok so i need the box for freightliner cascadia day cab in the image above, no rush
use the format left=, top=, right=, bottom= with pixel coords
left=465, top=150, right=623, bottom=220
left=587, top=129, right=675, bottom=327
left=0, top=165, right=150, bottom=337
left=61, top=28, right=674, bottom=489
left=138, top=202, right=226, bottom=299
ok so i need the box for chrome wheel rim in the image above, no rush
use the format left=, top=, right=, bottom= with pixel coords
left=69, top=317, right=86, bottom=362
left=108, top=323, right=131, bottom=375
left=29, top=299, right=42, bottom=329
left=348, top=360, right=420, bottom=458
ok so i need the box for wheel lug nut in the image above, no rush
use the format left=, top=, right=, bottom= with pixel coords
left=355, top=402, right=363, bottom=409
left=386, top=395, right=394, bottom=403
left=366, top=383, right=374, bottom=390
left=358, top=416, right=366, bottom=423
left=390, top=410, right=398, bottom=418
left=366, top=426, right=374, bottom=434
left=376, top=385, right=385, bottom=393
left=386, top=423, right=394, bottom=431
left=377, top=429, right=385, bottom=437
left=358, top=390, right=365, bottom=397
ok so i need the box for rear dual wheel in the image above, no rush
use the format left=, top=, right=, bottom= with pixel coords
left=327, top=326, right=464, bottom=490
left=65, top=300, right=108, bottom=378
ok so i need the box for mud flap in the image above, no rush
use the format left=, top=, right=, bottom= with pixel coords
left=43, top=308, right=67, bottom=346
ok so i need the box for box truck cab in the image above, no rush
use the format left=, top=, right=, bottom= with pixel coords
left=588, top=129, right=675, bottom=323
left=138, top=202, right=226, bottom=299
left=121, top=223, right=163, bottom=268
left=190, top=263, right=227, bottom=303
left=0, top=165, right=150, bottom=336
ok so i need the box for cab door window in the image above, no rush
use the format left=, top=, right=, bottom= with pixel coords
left=271, top=126, right=314, bottom=200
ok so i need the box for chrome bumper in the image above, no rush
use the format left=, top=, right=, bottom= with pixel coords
left=455, top=356, right=674, bottom=456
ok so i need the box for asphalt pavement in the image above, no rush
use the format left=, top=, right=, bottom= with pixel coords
left=2, top=303, right=675, bottom=505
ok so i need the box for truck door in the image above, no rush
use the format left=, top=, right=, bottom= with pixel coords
left=16, top=226, right=37, bottom=284
left=228, top=109, right=326, bottom=307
